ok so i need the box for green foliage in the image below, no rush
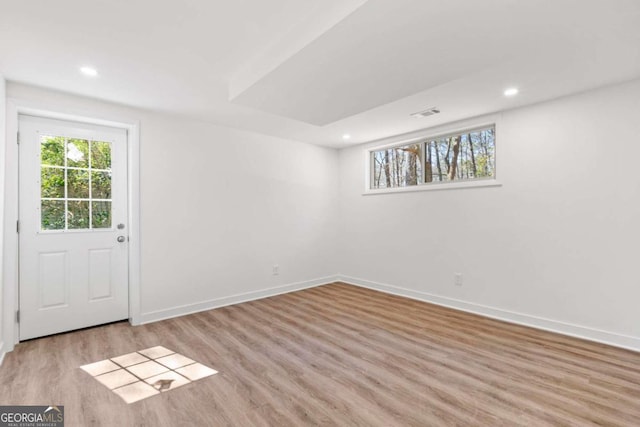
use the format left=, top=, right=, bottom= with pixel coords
left=91, top=171, right=111, bottom=199
left=39, top=136, right=113, bottom=230
left=41, top=200, right=65, bottom=230
left=41, top=167, right=64, bottom=198
left=41, top=136, right=65, bottom=166
left=92, top=201, right=111, bottom=229
left=67, top=169, right=90, bottom=198
left=67, top=139, right=89, bottom=168
left=91, top=141, right=111, bottom=170
left=68, top=201, right=90, bottom=229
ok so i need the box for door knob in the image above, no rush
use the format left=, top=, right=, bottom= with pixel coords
left=117, top=236, right=126, bottom=243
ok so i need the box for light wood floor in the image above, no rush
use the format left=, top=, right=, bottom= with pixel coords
left=1, top=283, right=640, bottom=426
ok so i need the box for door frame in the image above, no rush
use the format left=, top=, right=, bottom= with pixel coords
left=3, top=98, right=142, bottom=352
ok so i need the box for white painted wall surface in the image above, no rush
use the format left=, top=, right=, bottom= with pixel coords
left=0, top=75, right=5, bottom=359
left=4, top=78, right=640, bottom=353
left=6, top=83, right=339, bottom=322
left=337, top=79, right=640, bottom=349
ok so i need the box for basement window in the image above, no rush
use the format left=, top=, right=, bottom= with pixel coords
left=368, top=125, right=496, bottom=192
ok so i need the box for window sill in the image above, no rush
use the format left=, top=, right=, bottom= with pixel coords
left=362, top=179, right=502, bottom=195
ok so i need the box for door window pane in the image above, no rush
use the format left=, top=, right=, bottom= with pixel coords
left=41, top=136, right=65, bottom=166
left=91, top=141, right=111, bottom=170
left=92, top=201, right=112, bottom=228
left=41, top=200, right=66, bottom=230
left=41, top=167, right=65, bottom=198
left=91, top=171, right=111, bottom=199
left=67, top=201, right=90, bottom=229
left=67, top=169, right=90, bottom=199
left=39, top=135, right=115, bottom=231
left=67, top=139, right=89, bottom=168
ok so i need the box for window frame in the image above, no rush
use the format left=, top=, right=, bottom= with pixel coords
left=363, top=119, right=502, bottom=195
left=38, top=134, right=115, bottom=233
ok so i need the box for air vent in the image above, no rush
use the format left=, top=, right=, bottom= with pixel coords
left=410, top=107, right=440, bottom=118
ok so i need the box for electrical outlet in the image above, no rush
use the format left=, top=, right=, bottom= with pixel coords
left=454, top=273, right=463, bottom=286
left=272, top=265, right=279, bottom=275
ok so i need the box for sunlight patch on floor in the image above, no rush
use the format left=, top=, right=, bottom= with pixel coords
left=81, top=346, right=218, bottom=403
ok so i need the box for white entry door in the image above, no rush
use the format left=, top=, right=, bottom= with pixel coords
left=19, top=115, right=129, bottom=340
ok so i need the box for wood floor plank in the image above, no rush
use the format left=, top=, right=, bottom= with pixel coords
left=286, top=286, right=640, bottom=420
left=1, top=282, right=639, bottom=426
left=272, top=290, right=600, bottom=425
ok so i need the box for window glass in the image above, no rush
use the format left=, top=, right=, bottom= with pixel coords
left=40, top=135, right=113, bottom=230
left=370, top=126, right=495, bottom=190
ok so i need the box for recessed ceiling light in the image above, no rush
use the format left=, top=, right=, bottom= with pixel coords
left=342, top=134, right=351, bottom=140
left=80, top=66, right=98, bottom=77
left=504, top=87, right=519, bottom=97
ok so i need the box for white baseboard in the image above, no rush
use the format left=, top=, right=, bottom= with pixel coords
left=7, top=273, right=638, bottom=356
left=338, top=275, right=640, bottom=353
left=139, top=275, right=339, bottom=324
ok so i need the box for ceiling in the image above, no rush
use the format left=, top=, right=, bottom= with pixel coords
left=1, top=0, right=639, bottom=147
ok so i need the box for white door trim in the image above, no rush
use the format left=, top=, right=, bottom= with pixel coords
left=3, top=98, right=142, bottom=352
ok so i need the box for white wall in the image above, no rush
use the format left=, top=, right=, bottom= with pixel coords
left=4, top=78, right=640, bottom=353
left=5, top=83, right=339, bottom=324
left=137, top=114, right=339, bottom=319
left=337, top=79, right=640, bottom=350
left=0, top=75, right=5, bottom=360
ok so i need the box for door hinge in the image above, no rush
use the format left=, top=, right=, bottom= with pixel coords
left=17, top=132, right=20, bottom=144
left=16, top=220, right=19, bottom=233
left=16, top=310, right=20, bottom=323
